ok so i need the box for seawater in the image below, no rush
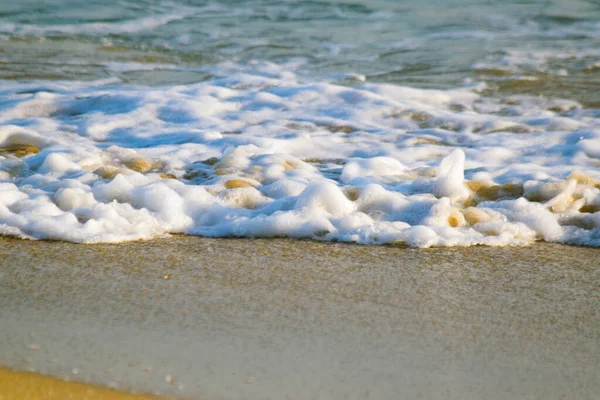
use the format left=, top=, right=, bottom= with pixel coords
left=1, top=0, right=600, bottom=246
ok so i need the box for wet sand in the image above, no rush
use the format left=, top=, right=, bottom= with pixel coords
left=0, top=236, right=598, bottom=399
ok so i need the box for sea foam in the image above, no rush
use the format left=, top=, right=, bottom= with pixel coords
left=1, top=63, right=599, bottom=247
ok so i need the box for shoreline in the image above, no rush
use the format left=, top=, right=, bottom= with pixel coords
left=0, top=236, right=599, bottom=399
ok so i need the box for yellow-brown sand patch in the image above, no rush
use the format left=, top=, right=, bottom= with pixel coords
left=0, top=367, right=165, bottom=400
left=224, top=179, right=254, bottom=189
left=0, top=144, right=40, bottom=157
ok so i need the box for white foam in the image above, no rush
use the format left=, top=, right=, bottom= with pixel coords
left=0, top=63, right=599, bottom=247
left=433, top=149, right=469, bottom=202
left=341, top=157, right=407, bottom=184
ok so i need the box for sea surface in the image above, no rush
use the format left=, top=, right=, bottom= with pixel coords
left=1, top=0, right=600, bottom=246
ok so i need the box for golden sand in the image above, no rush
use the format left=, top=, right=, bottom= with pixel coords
left=0, top=368, right=164, bottom=400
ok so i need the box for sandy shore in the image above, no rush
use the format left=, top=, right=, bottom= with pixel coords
left=0, top=367, right=163, bottom=400
left=0, top=236, right=598, bottom=399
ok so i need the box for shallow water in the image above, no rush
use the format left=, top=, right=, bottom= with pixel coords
left=2, top=0, right=600, bottom=101
left=1, top=1, right=600, bottom=246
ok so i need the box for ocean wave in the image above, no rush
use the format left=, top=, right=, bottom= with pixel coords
left=0, top=14, right=185, bottom=36
left=471, top=48, right=600, bottom=75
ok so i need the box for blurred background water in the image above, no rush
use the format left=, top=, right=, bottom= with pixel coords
left=1, top=0, right=599, bottom=105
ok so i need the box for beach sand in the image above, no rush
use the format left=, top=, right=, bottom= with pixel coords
left=0, top=236, right=598, bottom=399
left=0, top=367, right=162, bottom=400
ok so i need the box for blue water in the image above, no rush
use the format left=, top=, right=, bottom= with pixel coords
left=1, top=0, right=599, bottom=103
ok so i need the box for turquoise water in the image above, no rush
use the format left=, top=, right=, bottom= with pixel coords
left=1, top=1, right=599, bottom=103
